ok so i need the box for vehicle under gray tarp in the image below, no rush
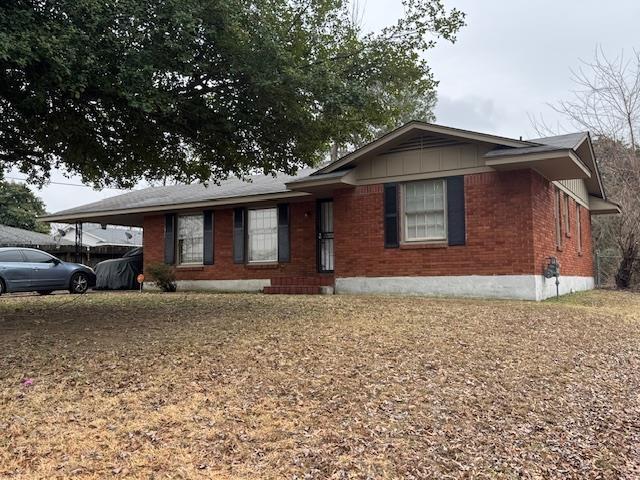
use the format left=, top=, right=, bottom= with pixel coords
left=94, top=248, right=143, bottom=290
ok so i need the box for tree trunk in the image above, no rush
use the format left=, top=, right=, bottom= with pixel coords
left=615, top=241, right=638, bottom=288
left=330, top=142, right=339, bottom=163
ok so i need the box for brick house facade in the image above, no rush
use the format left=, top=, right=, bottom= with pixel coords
left=43, top=122, right=619, bottom=300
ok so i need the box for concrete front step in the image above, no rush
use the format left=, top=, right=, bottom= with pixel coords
left=270, top=276, right=334, bottom=287
left=264, top=285, right=323, bottom=295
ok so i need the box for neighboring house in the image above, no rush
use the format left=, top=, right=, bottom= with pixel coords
left=57, top=224, right=142, bottom=247
left=0, top=224, right=72, bottom=250
left=0, top=223, right=138, bottom=267
left=41, top=121, right=620, bottom=300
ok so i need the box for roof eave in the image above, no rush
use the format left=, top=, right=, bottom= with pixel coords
left=583, top=132, right=607, bottom=200
left=285, top=169, right=357, bottom=192
left=484, top=150, right=592, bottom=181
left=589, top=195, right=621, bottom=215
left=40, top=190, right=311, bottom=225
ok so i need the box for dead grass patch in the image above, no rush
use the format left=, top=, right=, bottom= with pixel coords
left=1, top=290, right=640, bottom=478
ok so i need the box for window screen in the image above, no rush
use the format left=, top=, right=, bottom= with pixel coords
left=248, top=208, right=278, bottom=262
left=177, top=214, right=204, bottom=264
left=404, top=179, right=446, bottom=241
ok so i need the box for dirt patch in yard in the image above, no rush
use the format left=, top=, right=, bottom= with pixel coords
left=1, top=290, right=640, bottom=479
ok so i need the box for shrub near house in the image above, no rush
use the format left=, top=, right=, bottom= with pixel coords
left=146, top=263, right=177, bottom=292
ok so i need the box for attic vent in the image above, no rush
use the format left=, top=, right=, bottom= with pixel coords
left=383, top=134, right=463, bottom=155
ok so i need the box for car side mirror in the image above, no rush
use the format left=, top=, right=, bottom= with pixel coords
left=52, top=258, right=61, bottom=265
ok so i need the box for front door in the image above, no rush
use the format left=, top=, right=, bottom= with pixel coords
left=317, top=200, right=334, bottom=273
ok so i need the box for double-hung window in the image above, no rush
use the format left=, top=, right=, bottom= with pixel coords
left=403, top=179, right=447, bottom=242
left=248, top=207, right=278, bottom=262
left=177, top=214, right=204, bottom=265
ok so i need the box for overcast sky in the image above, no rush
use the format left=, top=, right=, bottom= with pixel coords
left=12, top=0, right=640, bottom=214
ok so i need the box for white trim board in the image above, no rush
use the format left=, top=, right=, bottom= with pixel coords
left=335, top=275, right=594, bottom=301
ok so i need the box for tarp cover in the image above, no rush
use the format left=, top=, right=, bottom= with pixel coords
left=95, top=248, right=143, bottom=290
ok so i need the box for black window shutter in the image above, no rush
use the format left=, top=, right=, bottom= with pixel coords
left=164, top=213, right=176, bottom=264
left=446, top=176, right=466, bottom=246
left=203, top=210, right=214, bottom=265
left=384, top=183, right=399, bottom=248
left=233, top=207, right=245, bottom=263
left=277, top=204, right=290, bottom=263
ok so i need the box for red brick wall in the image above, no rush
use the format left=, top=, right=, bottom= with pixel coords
left=530, top=175, right=594, bottom=277
left=143, top=201, right=322, bottom=281
left=334, top=171, right=537, bottom=277
left=142, top=170, right=593, bottom=282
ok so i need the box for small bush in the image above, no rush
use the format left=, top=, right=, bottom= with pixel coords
left=146, top=263, right=177, bottom=292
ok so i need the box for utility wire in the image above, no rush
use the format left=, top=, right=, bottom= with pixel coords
left=4, top=175, right=131, bottom=190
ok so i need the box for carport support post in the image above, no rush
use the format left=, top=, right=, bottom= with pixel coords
left=74, top=221, right=83, bottom=264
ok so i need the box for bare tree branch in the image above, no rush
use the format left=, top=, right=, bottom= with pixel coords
left=537, top=47, right=640, bottom=287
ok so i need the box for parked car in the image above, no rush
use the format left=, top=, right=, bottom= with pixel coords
left=94, top=247, right=143, bottom=290
left=0, top=247, right=96, bottom=295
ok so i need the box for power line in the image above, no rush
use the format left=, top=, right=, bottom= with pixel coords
left=4, top=176, right=131, bottom=190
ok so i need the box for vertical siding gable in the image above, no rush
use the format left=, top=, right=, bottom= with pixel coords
left=354, top=143, right=488, bottom=182
left=556, top=179, right=588, bottom=206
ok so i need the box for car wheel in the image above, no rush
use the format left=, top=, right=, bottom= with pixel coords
left=37, top=290, right=53, bottom=296
left=0, top=278, right=5, bottom=296
left=69, top=272, right=89, bottom=294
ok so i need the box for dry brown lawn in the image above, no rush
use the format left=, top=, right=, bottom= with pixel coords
left=1, top=290, right=640, bottom=479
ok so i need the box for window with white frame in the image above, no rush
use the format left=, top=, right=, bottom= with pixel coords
left=177, top=214, right=204, bottom=264
left=403, top=179, right=447, bottom=242
left=248, top=208, right=278, bottom=262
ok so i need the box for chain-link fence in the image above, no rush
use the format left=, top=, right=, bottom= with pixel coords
left=595, top=254, right=618, bottom=287
left=594, top=253, right=640, bottom=288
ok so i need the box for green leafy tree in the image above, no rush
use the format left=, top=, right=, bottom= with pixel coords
left=0, top=0, right=464, bottom=188
left=0, top=181, right=50, bottom=233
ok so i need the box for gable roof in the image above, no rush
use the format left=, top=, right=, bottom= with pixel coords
left=312, top=121, right=536, bottom=176
left=501, top=131, right=604, bottom=198
left=40, top=122, right=610, bottom=226
left=314, top=122, right=605, bottom=199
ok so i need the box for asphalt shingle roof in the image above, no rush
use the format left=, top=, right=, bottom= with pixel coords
left=527, top=132, right=588, bottom=150
left=49, top=168, right=316, bottom=217
left=0, top=224, right=70, bottom=247
left=42, top=129, right=594, bottom=221
left=484, top=132, right=588, bottom=158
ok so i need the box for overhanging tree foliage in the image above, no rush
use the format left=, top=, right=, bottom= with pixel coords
left=0, top=0, right=464, bottom=188
left=0, top=181, right=50, bottom=233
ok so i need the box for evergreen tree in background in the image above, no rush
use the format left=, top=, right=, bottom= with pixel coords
left=0, top=181, right=50, bottom=234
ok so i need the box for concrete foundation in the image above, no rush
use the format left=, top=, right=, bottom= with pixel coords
left=334, top=275, right=595, bottom=301
left=146, top=278, right=270, bottom=292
